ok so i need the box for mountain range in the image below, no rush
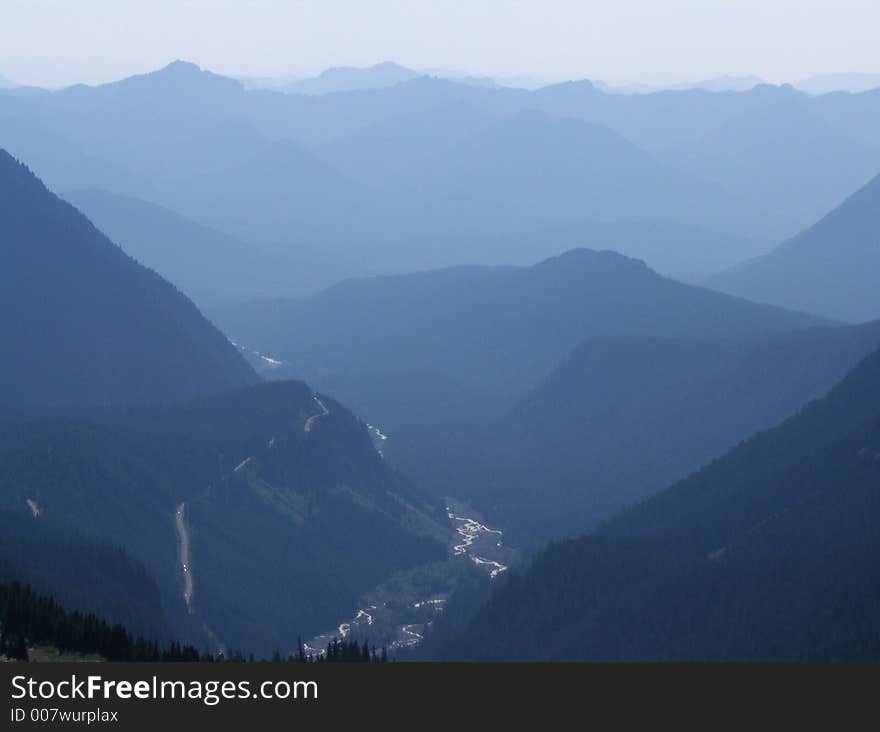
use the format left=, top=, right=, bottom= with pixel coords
left=4, top=59, right=880, bottom=300
left=217, top=248, right=880, bottom=546
left=4, top=57, right=880, bottom=663
left=242, top=62, right=514, bottom=95
left=217, top=248, right=824, bottom=401
left=280, top=61, right=421, bottom=95
left=597, top=75, right=765, bottom=94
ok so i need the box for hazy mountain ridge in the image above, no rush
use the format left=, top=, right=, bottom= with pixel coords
left=5, top=60, right=880, bottom=292
left=0, top=149, right=257, bottom=407
left=217, top=249, right=871, bottom=548
left=282, top=61, right=421, bottom=94
left=63, top=188, right=311, bottom=307
left=797, top=73, right=880, bottom=95
left=217, top=248, right=825, bottom=401
left=670, top=98, right=880, bottom=225
left=707, top=172, right=880, bottom=322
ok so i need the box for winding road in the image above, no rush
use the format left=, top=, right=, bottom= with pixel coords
left=175, top=502, right=194, bottom=614
left=304, top=395, right=330, bottom=433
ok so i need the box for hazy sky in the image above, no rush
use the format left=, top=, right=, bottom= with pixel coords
left=2, top=0, right=879, bottom=87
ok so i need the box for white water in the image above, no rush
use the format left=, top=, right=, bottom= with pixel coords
left=448, top=508, right=509, bottom=578
left=300, top=504, right=512, bottom=656
left=366, top=424, right=389, bottom=457
left=228, top=339, right=284, bottom=369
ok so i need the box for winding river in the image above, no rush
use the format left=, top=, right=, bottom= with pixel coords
left=301, top=499, right=512, bottom=656
left=447, top=506, right=509, bottom=578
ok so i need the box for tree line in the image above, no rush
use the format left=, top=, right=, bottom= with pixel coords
left=0, top=582, right=387, bottom=663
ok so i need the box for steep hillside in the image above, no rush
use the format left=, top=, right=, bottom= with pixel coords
left=423, top=321, right=880, bottom=544
left=0, top=150, right=257, bottom=407
left=0, top=382, right=447, bottom=656
left=435, top=346, right=880, bottom=660
left=708, top=172, right=880, bottom=322
left=0, top=508, right=167, bottom=642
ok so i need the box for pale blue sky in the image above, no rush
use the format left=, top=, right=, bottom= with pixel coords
left=2, top=0, right=879, bottom=87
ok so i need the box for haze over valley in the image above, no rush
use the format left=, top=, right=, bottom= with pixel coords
left=3, top=1, right=880, bottom=664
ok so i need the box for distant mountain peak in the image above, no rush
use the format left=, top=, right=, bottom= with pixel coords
left=368, top=61, right=412, bottom=72
left=537, top=79, right=601, bottom=94
left=159, top=59, right=202, bottom=75
left=284, top=62, right=421, bottom=95
left=750, top=81, right=801, bottom=97
left=98, top=60, right=243, bottom=96
left=532, top=248, right=652, bottom=274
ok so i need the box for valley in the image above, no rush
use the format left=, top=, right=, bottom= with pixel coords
left=447, top=501, right=512, bottom=579
left=3, top=27, right=880, bottom=669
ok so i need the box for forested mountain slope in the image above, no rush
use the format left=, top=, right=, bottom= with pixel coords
left=437, top=345, right=880, bottom=660
left=0, top=382, right=447, bottom=656
left=219, top=249, right=858, bottom=545
left=0, top=150, right=256, bottom=407
left=219, top=249, right=824, bottom=402
left=401, top=320, right=880, bottom=544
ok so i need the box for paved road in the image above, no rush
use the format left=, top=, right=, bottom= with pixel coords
left=304, top=395, right=330, bottom=433
left=175, top=502, right=194, bottom=614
